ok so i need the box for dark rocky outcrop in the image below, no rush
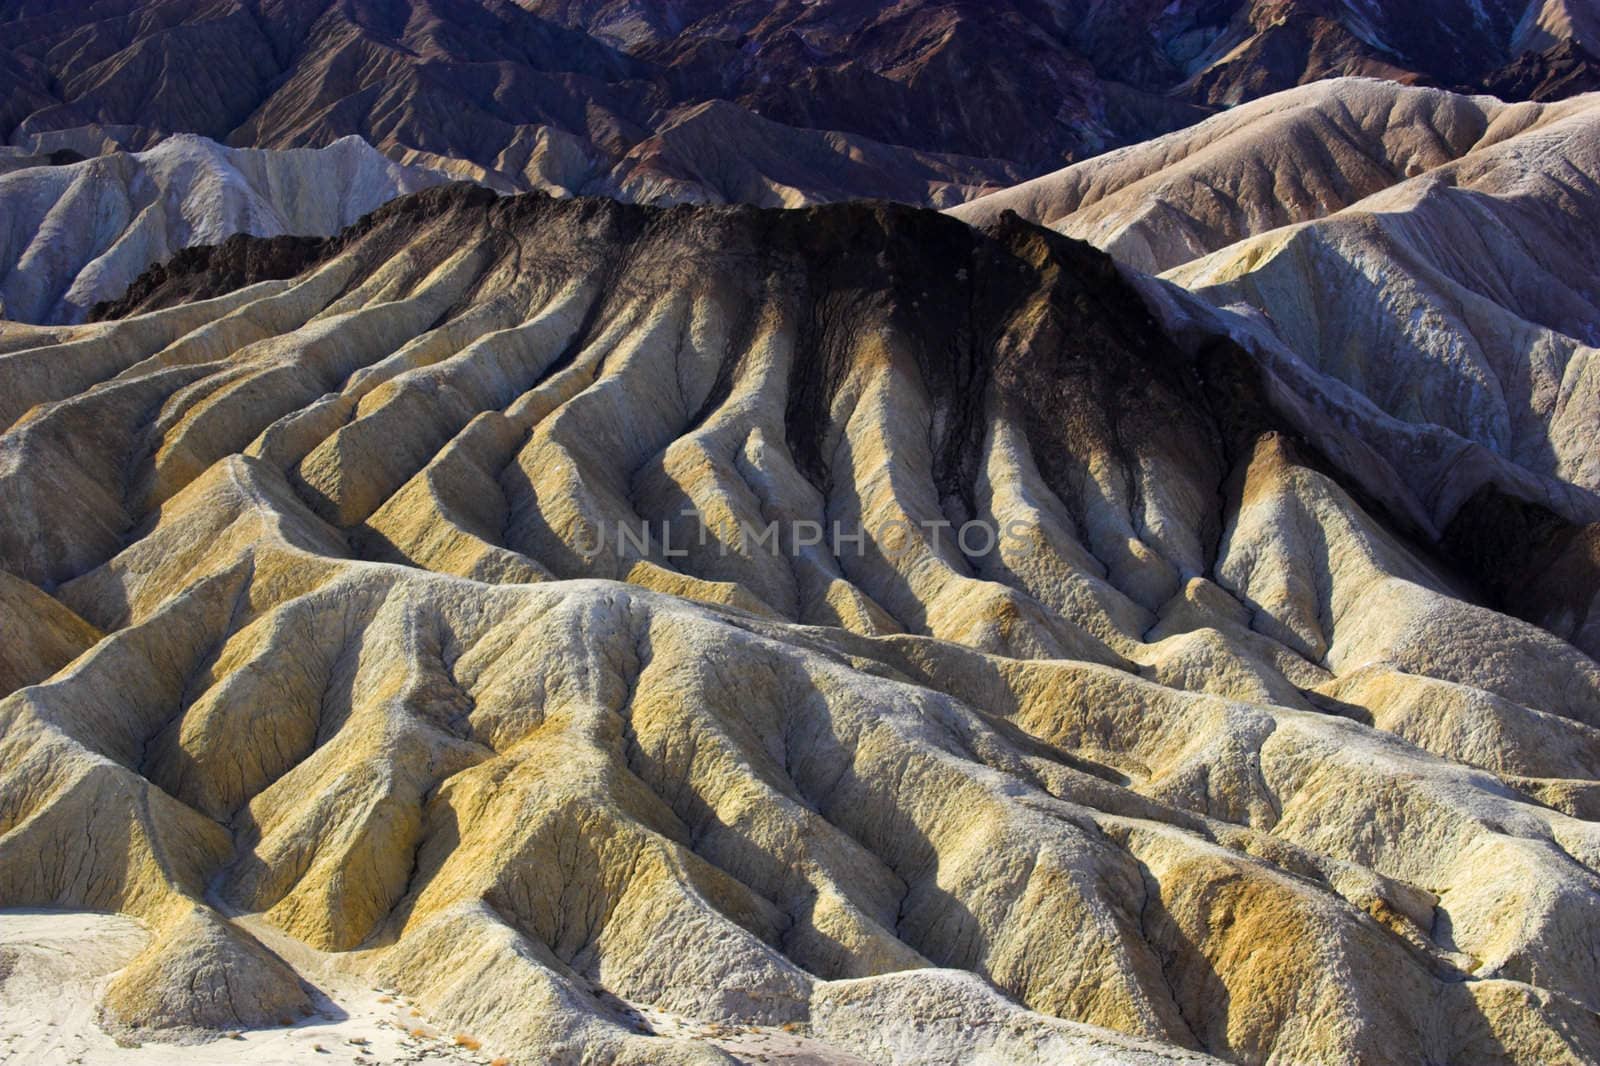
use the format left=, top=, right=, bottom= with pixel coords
left=1475, top=38, right=1600, bottom=101
left=3, top=0, right=1591, bottom=210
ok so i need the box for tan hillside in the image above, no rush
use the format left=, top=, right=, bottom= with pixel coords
left=948, top=79, right=1511, bottom=273
left=2, top=184, right=1599, bottom=1064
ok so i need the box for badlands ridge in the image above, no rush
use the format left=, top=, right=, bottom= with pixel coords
left=2, top=104, right=1600, bottom=1062
left=955, top=77, right=1600, bottom=659
left=0, top=135, right=445, bottom=325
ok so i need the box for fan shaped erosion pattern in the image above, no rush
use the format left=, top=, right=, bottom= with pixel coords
left=3, top=184, right=1600, bottom=1064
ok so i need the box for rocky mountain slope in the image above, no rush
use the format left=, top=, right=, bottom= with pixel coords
left=953, top=77, right=1600, bottom=659
left=537, top=0, right=1600, bottom=110
left=0, top=134, right=445, bottom=325
left=3, top=0, right=1596, bottom=209
left=0, top=0, right=1034, bottom=206
left=3, top=182, right=1600, bottom=1064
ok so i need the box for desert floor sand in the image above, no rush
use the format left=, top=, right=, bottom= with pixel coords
left=0, top=909, right=880, bottom=1065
